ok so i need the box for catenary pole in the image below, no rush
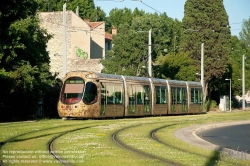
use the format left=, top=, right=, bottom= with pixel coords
left=63, top=3, right=67, bottom=77
left=242, top=54, right=245, bottom=110
left=148, top=29, right=152, bottom=77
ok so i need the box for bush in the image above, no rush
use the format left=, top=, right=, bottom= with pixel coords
left=205, top=100, right=217, bottom=111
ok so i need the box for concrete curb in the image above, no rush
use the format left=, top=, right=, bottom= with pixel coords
left=175, top=120, right=250, bottom=160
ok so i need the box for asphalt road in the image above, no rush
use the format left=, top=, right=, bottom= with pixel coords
left=196, top=124, right=250, bottom=154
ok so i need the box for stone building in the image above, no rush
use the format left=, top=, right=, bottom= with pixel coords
left=39, top=11, right=111, bottom=79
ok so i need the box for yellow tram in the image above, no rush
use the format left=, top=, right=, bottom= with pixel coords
left=57, top=71, right=203, bottom=119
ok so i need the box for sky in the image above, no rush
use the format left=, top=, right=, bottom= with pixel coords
left=94, top=0, right=250, bottom=37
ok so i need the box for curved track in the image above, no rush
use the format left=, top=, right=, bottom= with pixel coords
left=112, top=123, right=181, bottom=166
left=0, top=121, right=102, bottom=166
left=0, top=122, right=89, bottom=150
left=48, top=126, right=95, bottom=166
left=2, top=115, right=248, bottom=166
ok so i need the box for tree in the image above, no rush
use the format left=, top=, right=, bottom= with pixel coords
left=239, top=17, right=250, bottom=93
left=182, top=0, right=231, bottom=103
left=37, top=0, right=106, bottom=21
left=105, top=7, right=133, bottom=33
left=0, top=0, right=55, bottom=120
left=229, top=36, right=247, bottom=95
left=239, top=17, right=250, bottom=48
left=101, top=12, right=182, bottom=78
left=101, top=22, right=147, bottom=76
left=157, top=52, right=196, bottom=81
left=105, top=7, right=146, bottom=35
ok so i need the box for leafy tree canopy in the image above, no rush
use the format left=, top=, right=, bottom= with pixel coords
left=0, top=0, right=55, bottom=119
left=105, top=7, right=146, bottom=33
left=102, top=12, right=182, bottom=78
left=239, top=17, right=250, bottom=49
left=239, top=17, right=250, bottom=93
left=182, top=0, right=231, bottom=99
left=157, top=52, right=196, bottom=81
left=37, top=0, right=106, bottom=21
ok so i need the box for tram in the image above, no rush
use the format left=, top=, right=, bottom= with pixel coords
left=57, top=71, right=203, bottom=119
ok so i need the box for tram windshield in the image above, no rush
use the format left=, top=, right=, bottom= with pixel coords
left=61, top=77, right=84, bottom=104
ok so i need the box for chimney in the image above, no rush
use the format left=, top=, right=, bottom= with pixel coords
left=76, top=6, right=79, bottom=16
left=84, top=19, right=90, bottom=23
left=112, top=27, right=117, bottom=35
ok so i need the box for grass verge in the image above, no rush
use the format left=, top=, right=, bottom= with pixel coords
left=0, top=110, right=249, bottom=166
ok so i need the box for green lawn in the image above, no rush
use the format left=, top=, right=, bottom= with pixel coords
left=0, top=110, right=250, bottom=166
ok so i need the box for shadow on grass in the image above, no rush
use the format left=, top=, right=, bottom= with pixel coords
left=205, top=147, right=222, bottom=166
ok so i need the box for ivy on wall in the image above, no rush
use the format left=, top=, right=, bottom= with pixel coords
left=76, top=47, right=88, bottom=59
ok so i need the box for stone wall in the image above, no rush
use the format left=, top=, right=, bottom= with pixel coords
left=39, top=11, right=104, bottom=79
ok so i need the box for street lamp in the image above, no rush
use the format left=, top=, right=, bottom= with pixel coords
left=148, top=29, right=152, bottom=77
left=225, top=78, right=231, bottom=112
left=184, top=29, right=204, bottom=111
left=242, top=54, right=245, bottom=110
left=137, top=29, right=152, bottom=77
left=201, top=43, right=204, bottom=93
left=63, top=3, right=67, bottom=77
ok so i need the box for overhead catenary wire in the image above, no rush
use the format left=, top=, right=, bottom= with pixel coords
left=136, top=0, right=162, bottom=14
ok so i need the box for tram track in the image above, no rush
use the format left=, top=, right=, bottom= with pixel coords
left=47, top=120, right=113, bottom=166
left=0, top=123, right=77, bottom=150
left=48, top=126, right=95, bottom=166
left=0, top=120, right=104, bottom=166
left=150, top=124, right=209, bottom=158
left=0, top=120, right=212, bottom=166
left=111, top=123, right=181, bottom=166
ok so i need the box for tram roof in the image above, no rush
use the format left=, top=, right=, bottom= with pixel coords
left=95, top=73, right=123, bottom=80
left=186, top=81, right=202, bottom=86
left=167, top=80, right=187, bottom=85
left=124, top=75, right=150, bottom=83
left=151, top=78, right=168, bottom=84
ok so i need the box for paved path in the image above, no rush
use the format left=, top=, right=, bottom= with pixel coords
left=196, top=124, right=250, bottom=154
left=175, top=120, right=250, bottom=160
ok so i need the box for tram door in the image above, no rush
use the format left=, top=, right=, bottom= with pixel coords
left=170, top=87, right=187, bottom=113
left=171, top=87, right=177, bottom=112
left=101, top=83, right=124, bottom=117
left=100, top=83, right=106, bottom=115
left=128, top=85, right=150, bottom=116
left=181, top=88, right=187, bottom=112
left=144, top=85, right=150, bottom=113
left=128, top=85, right=136, bottom=114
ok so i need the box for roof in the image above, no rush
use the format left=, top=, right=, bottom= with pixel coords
left=85, top=21, right=104, bottom=30
left=105, top=32, right=112, bottom=41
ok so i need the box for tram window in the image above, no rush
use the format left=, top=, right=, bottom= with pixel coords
left=182, top=88, right=187, bottom=102
left=198, top=89, right=202, bottom=103
left=155, top=86, right=167, bottom=104
left=171, top=87, right=176, bottom=103
left=136, top=86, right=143, bottom=105
left=144, top=85, right=150, bottom=102
left=191, top=88, right=195, bottom=103
left=114, top=85, right=123, bottom=104
left=83, top=82, right=97, bottom=104
left=106, top=85, right=114, bottom=104
left=61, top=77, right=84, bottom=104
left=101, top=83, right=106, bottom=114
left=144, top=85, right=150, bottom=112
left=177, top=87, right=182, bottom=104
left=129, top=86, right=135, bottom=103
left=106, top=84, right=123, bottom=105
left=128, top=85, right=136, bottom=113
left=191, top=88, right=202, bottom=104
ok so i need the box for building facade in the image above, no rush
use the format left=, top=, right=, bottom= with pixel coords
left=39, top=11, right=107, bottom=79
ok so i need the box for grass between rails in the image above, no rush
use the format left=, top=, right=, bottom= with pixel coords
left=0, top=111, right=249, bottom=166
